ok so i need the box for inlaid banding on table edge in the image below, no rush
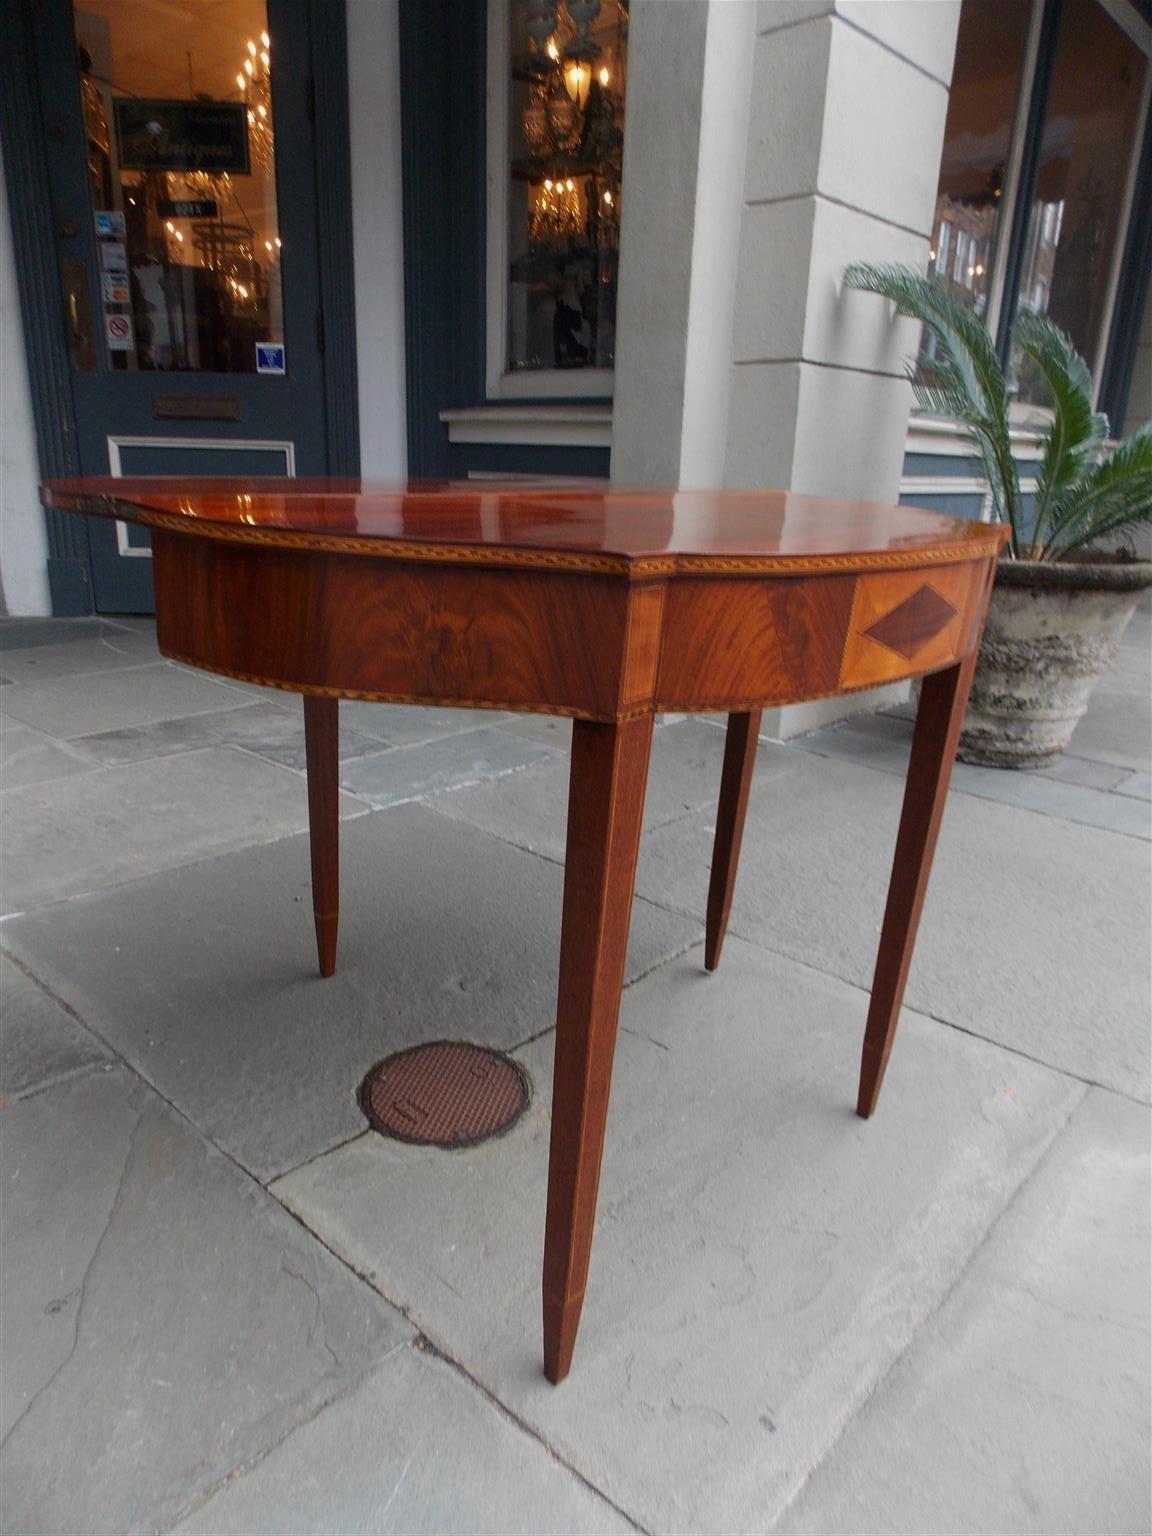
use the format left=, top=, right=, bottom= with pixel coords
left=120, top=504, right=1005, bottom=579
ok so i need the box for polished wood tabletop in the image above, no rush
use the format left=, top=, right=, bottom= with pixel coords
left=44, top=476, right=1001, bottom=567
left=43, top=476, right=1007, bottom=1382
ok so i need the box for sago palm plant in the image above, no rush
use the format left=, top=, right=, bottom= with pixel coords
left=843, top=262, right=1152, bottom=561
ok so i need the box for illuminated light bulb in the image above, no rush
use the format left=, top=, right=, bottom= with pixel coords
left=265, top=240, right=273, bottom=251
left=257, top=104, right=267, bottom=117
left=599, top=67, right=609, bottom=84
left=274, top=237, right=281, bottom=248
left=603, top=190, right=612, bottom=204
left=165, top=220, right=175, bottom=232
left=567, top=178, right=574, bottom=190
left=546, top=38, right=558, bottom=59
left=174, top=230, right=184, bottom=241
left=544, top=178, right=553, bottom=190
left=975, top=263, right=985, bottom=275
left=247, top=38, right=257, bottom=54
left=929, top=249, right=936, bottom=260
left=261, top=50, right=269, bottom=66
left=261, top=30, right=270, bottom=46
left=236, top=73, right=246, bottom=90
left=245, top=58, right=254, bottom=75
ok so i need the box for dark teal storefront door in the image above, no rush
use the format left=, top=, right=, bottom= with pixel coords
left=24, top=0, right=334, bottom=612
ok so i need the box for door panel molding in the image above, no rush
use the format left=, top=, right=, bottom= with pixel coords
left=107, top=436, right=297, bottom=556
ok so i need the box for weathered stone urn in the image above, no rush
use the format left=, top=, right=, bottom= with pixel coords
left=959, top=558, right=1152, bottom=769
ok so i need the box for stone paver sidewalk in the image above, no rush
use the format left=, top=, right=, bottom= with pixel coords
left=2, top=609, right=1148, bottom=1534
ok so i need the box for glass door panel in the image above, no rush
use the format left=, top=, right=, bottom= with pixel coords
left=71, top=0, right=284, bottom=374
left=32, top=0, right=329, bottom=610
left=1010, top=0, right=1147, bottom=404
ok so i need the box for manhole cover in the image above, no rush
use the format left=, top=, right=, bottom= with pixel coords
left=360, top=1042, right=530, bottom=1148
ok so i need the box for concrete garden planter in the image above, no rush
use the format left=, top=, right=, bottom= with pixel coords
left=959, top=558, right=1152, bottom=769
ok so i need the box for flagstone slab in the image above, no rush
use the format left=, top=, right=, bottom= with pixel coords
left=777, top=1087, right=1151, bottom=1535
left=633, top=751, right=1152, bottom=1100
left=433, top=717, right=801, bottom=864
left=273, top=939, right=1081, bottom=1534
left=73, top=697, right=381, bottom=770
left=2, top=804, right=699, bottom=1181
left=0, top=663, right=250, bottom=739
left=339, top=700, right=513, bottom=747
left=0, top=716, right=100, bottom=792
left=0, top=630, right=160, bottom=683
left=338, top=727, right=560, bottom=808
left=798, top=718, right=1151, bottom=838
left=174, top=1346, right=630, bottom=1535
left=0, top=1069, right=409, bottom=1536
left=0, top=954, right=111, bottom=1099
left=0, top=747, right=366, bottom=915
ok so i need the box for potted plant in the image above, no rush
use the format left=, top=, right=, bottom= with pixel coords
left=844, top=262, right=1152, bottom=768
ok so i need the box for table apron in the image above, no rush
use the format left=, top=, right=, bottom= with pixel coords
left=152, top=529, right=995, bottom=719
left=656, top=558, right=993, bottom=711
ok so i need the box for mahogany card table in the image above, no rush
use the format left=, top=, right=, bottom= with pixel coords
left=42, top=477, right=1007, bottom=1382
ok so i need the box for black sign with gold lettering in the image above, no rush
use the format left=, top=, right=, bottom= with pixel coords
left=114, top=100, right=249, bottom=174
left=156, top=199, right=219, bottom=220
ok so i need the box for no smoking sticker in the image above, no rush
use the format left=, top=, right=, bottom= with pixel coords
left=105, top=312, right=134, bottom=351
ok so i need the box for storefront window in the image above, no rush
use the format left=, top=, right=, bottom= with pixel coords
left=925, top=1, right=1030, bottom=321
left=1009, top=0, right=1147, bottom=403
left=503, top=0, right=628, bottom=377
left=921, top=0, right=1149, bottom=410
left=72, top=0, right=283, bottom=372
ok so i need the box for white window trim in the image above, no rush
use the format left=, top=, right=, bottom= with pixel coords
left=440, top=403, right=612, bottom=446
left=106, top=435, right=295, bottom=556
left=905, top=415, right=1046, bottom=458
left=484, top=0, right=615, bottom=401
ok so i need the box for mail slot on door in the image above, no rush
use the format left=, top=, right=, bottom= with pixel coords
left=152, top=395, right=243, bottom=422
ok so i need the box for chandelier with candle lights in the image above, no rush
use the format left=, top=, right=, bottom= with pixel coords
left=520, top=0, right=626, bottom=250
left=236, top=30, right=273, bottom=173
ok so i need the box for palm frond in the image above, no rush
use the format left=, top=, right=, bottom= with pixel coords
left=843, top=262, right=1022, bottom=551
left=842, top=261, right=1151, bottom=563
left=1014, top=310, right=1108, bottom=550
left=1043, top=422, right=1152, bottom=560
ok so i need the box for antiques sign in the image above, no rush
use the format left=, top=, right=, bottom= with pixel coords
left=114, top=100, right=249, bottom=174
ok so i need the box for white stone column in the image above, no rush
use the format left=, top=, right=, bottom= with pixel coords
left=613, top=0, right=961, bottom=734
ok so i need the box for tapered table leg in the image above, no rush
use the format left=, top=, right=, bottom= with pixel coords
left=303, top=695, right=339, bottom=978
left=543, top=713, right=654, bottom=1383
left=705, top=708, right=763, bottom=971
left=858, top=655, right=978, bottom=1117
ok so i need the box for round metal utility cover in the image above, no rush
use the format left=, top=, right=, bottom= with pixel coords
left=360, top=1042, right=530, bottom=1148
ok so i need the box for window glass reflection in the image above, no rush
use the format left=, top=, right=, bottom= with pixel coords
left=923, top=0, right=1029, bottom=358
left=506, top=0, right=628, bottom=376
left=1010, top=0, right=1146, bottom=403
left=72, top=0, right=283, bottom=373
